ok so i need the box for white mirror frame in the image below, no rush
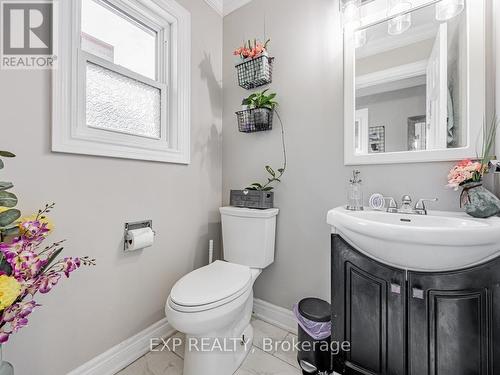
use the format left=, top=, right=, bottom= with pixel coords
left=344, top=0, right=486, bottom=165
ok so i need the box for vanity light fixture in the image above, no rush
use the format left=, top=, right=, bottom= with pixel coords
left=343, top=0, right=361, bottom=32
left=435, top=0, right=464, bottom=21
left=387, top=0, right=412, bottom=35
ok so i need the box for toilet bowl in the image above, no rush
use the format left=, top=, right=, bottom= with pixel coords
left=165, top=207, right=279, bottom=375
left=165, top=261, right=261, bottom=375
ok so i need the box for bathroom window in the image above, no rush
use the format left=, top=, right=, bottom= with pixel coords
left=53, top=0, right=191, bottom=163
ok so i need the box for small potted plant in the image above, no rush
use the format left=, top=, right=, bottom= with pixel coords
left=230, top=165, right=286, bottom=210
left=233, top=39, right=274, bottom=89
left=447, top=119, right=500, bottom=218
left=236, top=90, right=277, bottom=133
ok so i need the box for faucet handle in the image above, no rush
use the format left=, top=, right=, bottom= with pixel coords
left=401, top=195, right=412, bottom=205
left=384, top=197, right=398, bottom=213
left=415, top=198, right=438, bottom=215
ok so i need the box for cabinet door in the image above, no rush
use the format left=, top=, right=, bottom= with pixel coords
left=332, top=235, right=406, bottom=375
left=408, top=258, right=500, bottom=375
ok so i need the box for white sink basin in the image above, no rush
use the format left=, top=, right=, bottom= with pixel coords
left=327, top=206, right=500, bottom=271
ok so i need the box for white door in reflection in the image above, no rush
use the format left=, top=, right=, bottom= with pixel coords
left=426, top=23, right=448, bottom=150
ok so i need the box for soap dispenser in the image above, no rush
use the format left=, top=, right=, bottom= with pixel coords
left=347, top=170, right=363, bottom=211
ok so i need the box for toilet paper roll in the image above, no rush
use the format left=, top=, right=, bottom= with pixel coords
left=126, top=227, right=155, bottom=251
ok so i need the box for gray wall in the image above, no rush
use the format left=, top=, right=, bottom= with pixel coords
left=357, top=85, right=427, bottom=152
left=1, top=0, right=222, bottom=373
left=223, top=0, right=483, bottom=310
left=356, top=39, right=434, bottom=76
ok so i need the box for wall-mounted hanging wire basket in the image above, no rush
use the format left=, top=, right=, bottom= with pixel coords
left=369, top=126, right=385, bottom=153
left=236, top=108, right=274, bottom=133
left=236, top=55, right=275, bottom=90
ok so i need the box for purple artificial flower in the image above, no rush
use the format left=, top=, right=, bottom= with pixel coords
left=62, top=257, right=81, bottom=277
left=10, top=316, right=28, bottom=332
left=0, top=331, right=9, bottom=344
left=19, top=220, right=50, bottom=242
left=38, top=273, right=61, bottom=294
left=0, top=300, right=39, bottom=343
left=2, top=301, right=38, bottom=323
left=0, top=239, right=48, bottom=280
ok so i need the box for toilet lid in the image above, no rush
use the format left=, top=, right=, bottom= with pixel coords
left=170, top=261, right=252, bottom=307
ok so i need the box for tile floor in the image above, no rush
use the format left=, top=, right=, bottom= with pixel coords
left=117, top=317, right=302, bottom=375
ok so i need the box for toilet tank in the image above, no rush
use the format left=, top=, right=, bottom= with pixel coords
left=220, top=207, right=279, bottom=269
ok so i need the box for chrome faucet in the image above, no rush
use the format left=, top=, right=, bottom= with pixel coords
left=384, top=197, right=398, bottom=213
left=414, top=198, right=439, bottom=215
left=384, top=195, right=438, bottom=215
left=400, top=195, right=413, bottom=213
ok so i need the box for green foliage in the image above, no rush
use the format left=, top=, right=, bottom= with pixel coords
left=480, top=118, right=498, bottom=169
left=0, top=151, right=19, bottom=237
left=0, top=253, right=12, bottom=275
left=39, top=247, right=63, bottom=274
left=246, top=165, right=285, bottom=192
left=244, top=110, right=288, bottom=193
left=0, top=182, right=13, bottom=191
left=242, top=38, right=270, bottom=51
left=0, top=209, right=21, bottom=227
left=0, top=191, right=18, bottom=208
left=242, top=89, right=278, bottom=110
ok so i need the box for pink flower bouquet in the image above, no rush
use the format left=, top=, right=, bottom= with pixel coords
left=447, top=159, right=487, bottom=191
left=233, top=39, right=270, bottom=60
left=445, top=120, right=500, bottom=218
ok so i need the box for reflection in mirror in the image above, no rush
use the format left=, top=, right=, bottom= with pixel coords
left=354, top=2, right=467, bottom=155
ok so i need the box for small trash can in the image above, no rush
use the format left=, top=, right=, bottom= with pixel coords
left=294, top=298, right=332, bottom=375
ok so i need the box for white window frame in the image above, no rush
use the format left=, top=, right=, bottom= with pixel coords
left=52, top=0, right=191, bottom=164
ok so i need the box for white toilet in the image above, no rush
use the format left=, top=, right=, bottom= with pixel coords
left=165, top=206, right=279, bottom=375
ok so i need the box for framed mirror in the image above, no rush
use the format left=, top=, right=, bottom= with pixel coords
left=344, top=0, right=485, bottom=165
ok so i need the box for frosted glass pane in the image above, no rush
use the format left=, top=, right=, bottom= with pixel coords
left=86, top=62, right=161, bottom=139
left=81, top=0, right=156, bottom=80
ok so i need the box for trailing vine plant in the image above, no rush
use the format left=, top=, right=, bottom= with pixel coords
left=245, top=108, right=287, bottom=192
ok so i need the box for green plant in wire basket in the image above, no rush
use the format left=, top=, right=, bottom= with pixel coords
left=242, top=89, right=278, bottom=110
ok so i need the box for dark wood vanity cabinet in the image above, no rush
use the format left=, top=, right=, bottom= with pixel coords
left=332, top=235, right=406, bottom=375
left=408, top=264, right=500, bottom=375
left=332, top=234, right=500, bottom=375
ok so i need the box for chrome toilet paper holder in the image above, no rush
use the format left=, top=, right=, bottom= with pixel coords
left=124, top=220, right=155, bottom=251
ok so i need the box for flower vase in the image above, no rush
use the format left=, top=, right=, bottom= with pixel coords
left=0, top=346, right=13, bottom=375
left=460, top=182, right=500, bottom=218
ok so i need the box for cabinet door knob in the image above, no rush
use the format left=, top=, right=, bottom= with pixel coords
left=391, top=283, right=401, bottom=294
left=412, top=288, right=425, bottom=299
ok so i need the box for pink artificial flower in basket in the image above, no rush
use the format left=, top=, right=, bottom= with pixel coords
left=233, top=39, right=271, bottom=60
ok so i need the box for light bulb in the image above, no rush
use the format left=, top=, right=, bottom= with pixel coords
left=387, top=0, right=412, bottom=35
left=435, top=0, right=464, bottom=21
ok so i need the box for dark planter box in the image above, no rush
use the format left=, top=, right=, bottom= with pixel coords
left=230, top=190, right=274, bottom=209
left=235, top=55, right=274, bottom=90
left=236, top=107, right=274, bottom=133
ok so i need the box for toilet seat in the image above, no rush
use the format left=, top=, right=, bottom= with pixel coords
left=169, top=261, right=252, bottom=313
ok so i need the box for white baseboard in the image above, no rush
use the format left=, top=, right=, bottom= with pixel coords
left=68, top=318, right=175, bottom=375
left=253, top=298, right=297, bottom=335
left=68, top=299, right=296, bottom=375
